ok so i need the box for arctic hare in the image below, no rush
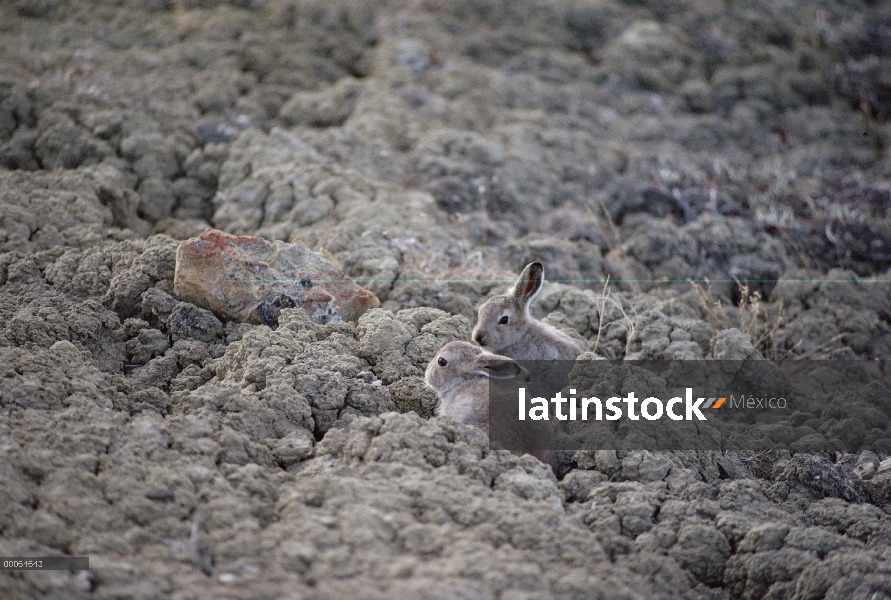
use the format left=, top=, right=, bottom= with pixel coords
left=424, top=341, right=528, bottom=432
left=426, top=341, right=558, bottom=472
left=473, top=262, right=583, bottom=361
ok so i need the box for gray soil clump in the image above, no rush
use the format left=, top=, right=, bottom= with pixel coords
left=1, top=0, right=891, bottom=598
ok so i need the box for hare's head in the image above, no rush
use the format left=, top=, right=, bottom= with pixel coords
left=472, top=262, right=544, bottom=351
left=424, top=341, right=528, bottom=394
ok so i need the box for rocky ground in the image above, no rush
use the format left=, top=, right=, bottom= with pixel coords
left=2, top=0, right=891, bottom=598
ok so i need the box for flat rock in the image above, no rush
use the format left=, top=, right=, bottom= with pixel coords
left=173, top=228, right=378, bottom=326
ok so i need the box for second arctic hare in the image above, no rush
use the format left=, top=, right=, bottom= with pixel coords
left=426, top=340, right=557, bottom=472
left=424, top=341, right=528, bottom=432
left=473, top=262, right=584, bottom=361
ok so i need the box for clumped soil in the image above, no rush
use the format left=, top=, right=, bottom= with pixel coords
left=1, top=0, right=891, bottom=598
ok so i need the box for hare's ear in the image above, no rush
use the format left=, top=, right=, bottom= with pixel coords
left=513, top=262, right=543, bottom=307
left=474, top=355, right=527, bottom=380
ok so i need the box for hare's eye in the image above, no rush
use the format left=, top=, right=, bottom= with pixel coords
left=498, top=316, right=509, bottom=325
left=438, top=357, right=448, bottom=367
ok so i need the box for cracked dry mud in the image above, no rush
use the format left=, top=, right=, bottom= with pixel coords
left=1, top=0, right=891, bottom=598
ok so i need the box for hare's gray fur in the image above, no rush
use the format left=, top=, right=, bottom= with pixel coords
left=472, top=262, right=584, bottom=361
left=424, top=341, right=527, bottom=433
left=425, top=340, right=557, bottom=472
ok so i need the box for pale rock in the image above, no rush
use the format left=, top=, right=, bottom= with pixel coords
left=173, top=229, right=378, bottom=326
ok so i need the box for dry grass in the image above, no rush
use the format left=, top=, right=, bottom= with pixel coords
left=734, top=281, right=783, bottom=354
left=585, top=200, right=643, bottom=295
left=591, top=274, right=637, bottom=355
left=737, top=449, right=779, bottom=479
left=690, top=278, right=791, bottom=359
left=689, top=278, right=851, bottom=359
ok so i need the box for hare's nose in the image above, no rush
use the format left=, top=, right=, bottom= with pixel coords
left=474, top=331, right=486, bottom=345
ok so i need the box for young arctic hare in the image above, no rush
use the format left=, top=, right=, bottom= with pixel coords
left=473, top=262, right=584, bottom=361
left=426, top=340, right=557, bottom=471
left=425, top=341, right=528, bottom=432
